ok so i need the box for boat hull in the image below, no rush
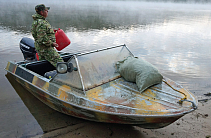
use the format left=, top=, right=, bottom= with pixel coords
left=5, top=44, right=197, bottom=129
left=6, top=70, right=185, bottom=129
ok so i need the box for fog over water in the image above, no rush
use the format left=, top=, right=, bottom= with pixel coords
left=0, top=0, right=211, bottom=137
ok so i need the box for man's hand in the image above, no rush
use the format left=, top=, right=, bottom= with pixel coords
left=52, top=42, right=59, bottom=47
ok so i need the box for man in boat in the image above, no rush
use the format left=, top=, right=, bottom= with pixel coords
left=31, top=4, right=63, bottom=67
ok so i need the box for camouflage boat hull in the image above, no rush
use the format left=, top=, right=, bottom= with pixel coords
left=5, top=45, right=198, bottom=129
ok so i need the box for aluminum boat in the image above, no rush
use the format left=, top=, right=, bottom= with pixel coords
left=5, top=38, right=198, bottom=129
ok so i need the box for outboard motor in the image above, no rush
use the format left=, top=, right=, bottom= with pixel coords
left=20, top=37, right=38, bottom=61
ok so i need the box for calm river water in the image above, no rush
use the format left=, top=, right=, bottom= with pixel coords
left=0, top=0, right=211, bottom=137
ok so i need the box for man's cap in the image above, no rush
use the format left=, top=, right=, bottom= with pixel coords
left=35, top=4, right=50, bottom=13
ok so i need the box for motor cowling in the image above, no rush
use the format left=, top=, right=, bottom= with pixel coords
left=19, top=37, right=38, bottom=61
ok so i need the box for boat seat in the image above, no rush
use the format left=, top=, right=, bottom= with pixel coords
left=26, top=55, right=73, bottom=76
left=26, top=60, right=55, bottom=76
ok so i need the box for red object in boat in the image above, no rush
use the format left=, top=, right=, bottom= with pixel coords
left=36, top=53, right=39, bottom=61
left=55, top=28, right=71, bottom=51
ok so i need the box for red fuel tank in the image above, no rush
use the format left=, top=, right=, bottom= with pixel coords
left=55, top=28, right=71, bottom=51
left=36, top=53, right=39, bottom=61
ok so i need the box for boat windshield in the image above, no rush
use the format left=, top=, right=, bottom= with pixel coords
left=53, top=45, right=133, bottom=91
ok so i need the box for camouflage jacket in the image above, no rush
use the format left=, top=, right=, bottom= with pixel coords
left=31, top=13, right=55, bottom=47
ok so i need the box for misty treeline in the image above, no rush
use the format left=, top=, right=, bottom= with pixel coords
left=117, top=0, right=211, bottom=2
left=154, top=0, right=211, bottom=2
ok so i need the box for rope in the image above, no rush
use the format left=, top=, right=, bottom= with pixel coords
left=162, top=79, right=187, bottom=104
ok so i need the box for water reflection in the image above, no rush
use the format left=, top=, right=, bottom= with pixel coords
left=5, top=73, right=83, bottom=137
left=1, top=1, right=210, bottom=33
left=1, top=1, right=211, bottom=95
